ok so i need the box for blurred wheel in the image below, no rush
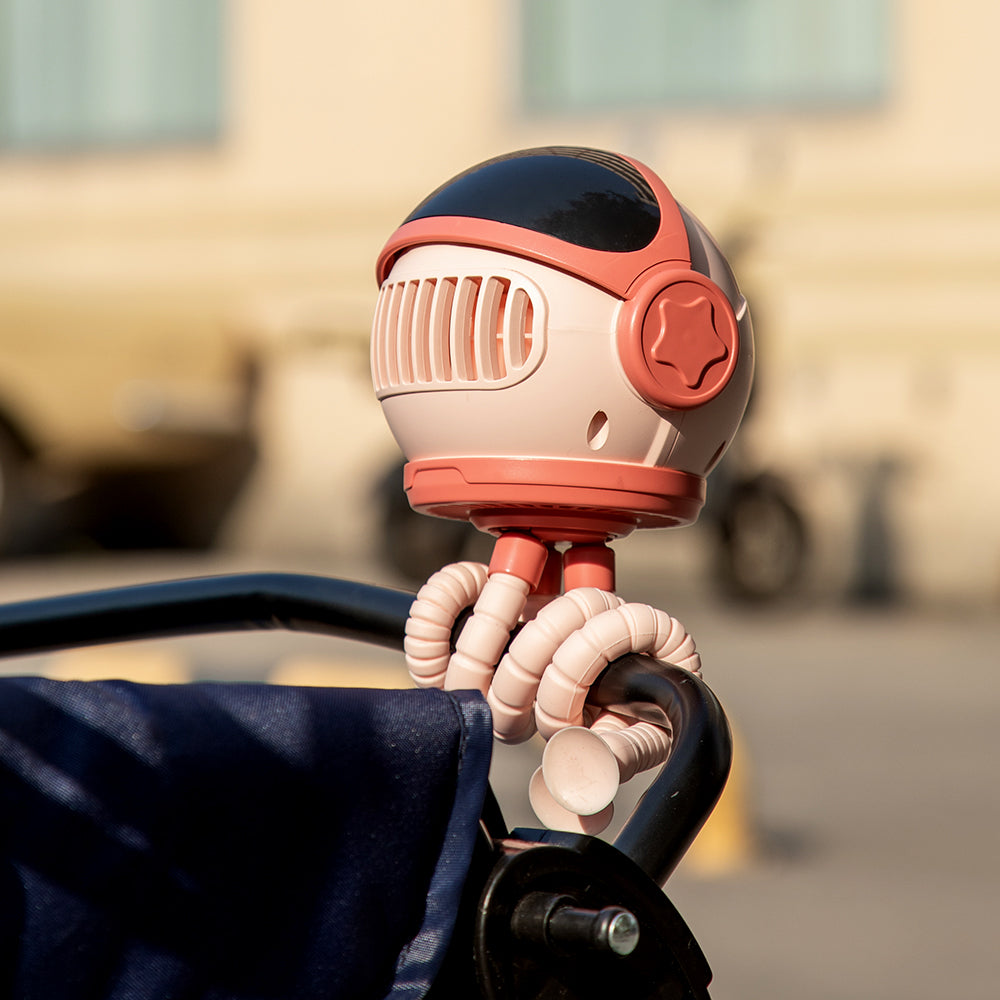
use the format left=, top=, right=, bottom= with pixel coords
left=714, top=474, right=807, bottom=603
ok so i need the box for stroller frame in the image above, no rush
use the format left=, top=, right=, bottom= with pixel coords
left=0, top=571, right=732, bottom=999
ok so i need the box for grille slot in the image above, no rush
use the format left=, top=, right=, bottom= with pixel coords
left=373, top=270, right=542, bottom=396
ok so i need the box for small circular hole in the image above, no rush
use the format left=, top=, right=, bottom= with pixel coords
left=586, top=411, right=610, bottom=451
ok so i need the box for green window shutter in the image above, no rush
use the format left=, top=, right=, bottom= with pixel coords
left=0, top=0, right=223, bottom=150
left=521, top=0, right=888, bottom=113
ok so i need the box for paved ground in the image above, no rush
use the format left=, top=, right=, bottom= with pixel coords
left=0, top=545, right=996, bottom=999
left=662, top=602, right=999, bottom=1000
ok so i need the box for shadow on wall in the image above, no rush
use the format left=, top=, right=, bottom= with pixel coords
left=846, top=455, right=907, bottom=606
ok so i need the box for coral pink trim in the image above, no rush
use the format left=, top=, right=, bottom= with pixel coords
left=563, top=543, right=616, bottom=592
left=488, top=532, right=550, bottom=587
left=618, top=270, right=740, bottom=411
left=404, top=457, right=705, bottom=540
left=376, top=155, right=691, bottom=298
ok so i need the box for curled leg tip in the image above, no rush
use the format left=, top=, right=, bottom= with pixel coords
left=528, top=767, right=615, bottom=835
left=541, top=726, right=621, bottom=817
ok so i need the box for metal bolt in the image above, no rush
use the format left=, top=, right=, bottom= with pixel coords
left=546, top=902, right=641, bottom=957
left=511, top=892, right=642, bottom=957
left=601, top=907, right=641, bottom=956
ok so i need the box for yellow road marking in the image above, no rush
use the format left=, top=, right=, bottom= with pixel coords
left=268, top=655, right=411, bottom=689
left=40, top=645, right=192, bottom=684
left=683, top=723, right=758, bottom=876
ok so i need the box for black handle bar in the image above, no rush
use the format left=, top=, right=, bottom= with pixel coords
left=0, top=572, right=730, bottom=885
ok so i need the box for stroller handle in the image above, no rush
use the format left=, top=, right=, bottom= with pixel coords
left=587, top=654, right=731, bottom=884
left=0, top=572, right=730, bottom=885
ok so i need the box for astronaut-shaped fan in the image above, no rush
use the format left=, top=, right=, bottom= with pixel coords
left=372, top=147, right=753, bottom=833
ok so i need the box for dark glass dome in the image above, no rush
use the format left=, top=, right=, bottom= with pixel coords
left=403, top=147, right=661, bottom=253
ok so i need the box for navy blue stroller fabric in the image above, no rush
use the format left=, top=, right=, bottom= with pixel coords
left=0, top=678, right=493, bottom=999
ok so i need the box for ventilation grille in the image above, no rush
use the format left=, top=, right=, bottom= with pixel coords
left=372, top=271, right=544, bottom=396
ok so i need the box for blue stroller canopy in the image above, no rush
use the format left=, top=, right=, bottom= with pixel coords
left=0, top=678, right=492, bottom=999
left=0, top=572, right=729, bottom=999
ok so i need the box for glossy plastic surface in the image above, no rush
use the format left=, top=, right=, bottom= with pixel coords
left=403, top=148, right=661, bottom=252
left=0, top=572, right=414, bottom=657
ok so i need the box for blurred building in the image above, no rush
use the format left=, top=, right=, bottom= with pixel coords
left=0, top=1, right=996, bottom=604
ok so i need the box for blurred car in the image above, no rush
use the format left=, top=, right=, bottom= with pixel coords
left=0, top=286, right=259, bottom=554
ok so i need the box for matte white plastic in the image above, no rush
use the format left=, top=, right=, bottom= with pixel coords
left=593, top=714, right=673, bottom=784
left=444, top=572, right=531, bottom=694
left=404, top=562, right=488, bottom=688
left=535, top=603, right=700, bottom=739
left=539, top=713, right=673, bottom=818
left=379, top=246, right=675, bottom=469
left=487, top=588, right=624, bottom=744
left=378, top=244, right=753, bottom=482
left=528, top=766, right=615, bottom=835
left=541, top=726, right=621, bottom=816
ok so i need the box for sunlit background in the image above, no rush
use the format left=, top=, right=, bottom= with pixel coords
left=0, top=0, right=996, bottom=608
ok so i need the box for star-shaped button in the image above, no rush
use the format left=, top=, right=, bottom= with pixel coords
left=647, top=294, right=729, bottom=389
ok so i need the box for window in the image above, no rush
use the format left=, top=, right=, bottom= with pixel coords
left=520, top=0, right=889, bottom=113
left=0, top=0, right=224, bottom=151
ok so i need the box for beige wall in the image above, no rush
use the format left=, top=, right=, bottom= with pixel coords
left=2, top=0, right=997, bottom=603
